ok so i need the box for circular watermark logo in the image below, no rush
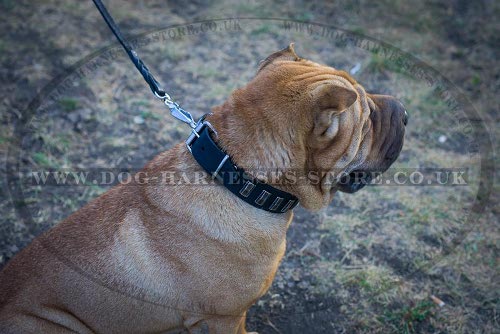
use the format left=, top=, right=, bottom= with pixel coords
left=4, top=18, right=494, bottom=326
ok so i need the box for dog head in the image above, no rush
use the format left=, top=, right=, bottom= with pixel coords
left=209, top=44, right=407, bottom=210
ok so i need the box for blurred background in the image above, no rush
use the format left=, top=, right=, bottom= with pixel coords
left=0, top=1, right=498, bottom=333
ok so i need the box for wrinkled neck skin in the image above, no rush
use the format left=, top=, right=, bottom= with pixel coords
left=142, top=141, right=293, bottom=249
left=207, top=96, right=297, bottom=176
left=206, top=93, right=310, bottom=206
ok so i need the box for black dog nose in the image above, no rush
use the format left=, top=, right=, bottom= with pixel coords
left=403, top=109, right=409, bottom=126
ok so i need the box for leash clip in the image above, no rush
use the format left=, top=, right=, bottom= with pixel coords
left=155, top=91, right=197, bottom=129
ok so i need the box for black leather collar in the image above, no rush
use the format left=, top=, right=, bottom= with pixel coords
left=186, top=119, right=299, bottom=213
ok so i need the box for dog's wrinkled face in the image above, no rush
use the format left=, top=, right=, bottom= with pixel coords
left=210, top=44, right=406, bottom=210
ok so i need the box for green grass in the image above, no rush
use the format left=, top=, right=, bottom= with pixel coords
left=32, top=152, right=54, bottom=168
left=234, top=3, right=272, bottom=16
left=470, top=74, right=481, bottom=86
left=293, top=11, right=314, bottom=22
left=250, top=24, right=273, bottom=36
left=140, top=111, right=160, bottom=120
left=337, top=266, right=400, bottom=298
left=0, top=135, right=9, bottom=145
left=0, top=0, right=15, bottom=10
left=366, top=53, right=411, bottom=76
left=59, top=98, right=79, bottom=112
left=196, top=66, right=220, bottom=79
left=206, top=83, right=232, bottom=100
left=42, top=134, right=71, bottom=154
left=379, top=301, right=436, bottom=334
left=164, top=47, right=184, bottom=62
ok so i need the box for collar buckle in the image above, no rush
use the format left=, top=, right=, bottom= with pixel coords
left=185, top=115, right=218, bottom=153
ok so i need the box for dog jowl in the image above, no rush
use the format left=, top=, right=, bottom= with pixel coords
left=0, top=44, right=406, bottom=334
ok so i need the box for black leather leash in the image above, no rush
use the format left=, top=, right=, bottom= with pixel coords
left=91, top=0, right=299, bottom=213
left=92, top=0, right=163, bottom=96
left=92, top=0, right=197, bottom=128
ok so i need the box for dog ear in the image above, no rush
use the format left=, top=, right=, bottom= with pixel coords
left=312, top=84, right=358, bottom=138
left=258, top=43, right=301, bottom=73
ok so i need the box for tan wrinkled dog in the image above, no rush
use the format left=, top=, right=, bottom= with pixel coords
left=0, top=44, right=406, bottom=333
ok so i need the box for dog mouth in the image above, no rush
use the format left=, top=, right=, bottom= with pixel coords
left=336, top=170, right=374, bottom=194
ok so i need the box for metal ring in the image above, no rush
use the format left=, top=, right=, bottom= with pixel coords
left=154, top=90, right=171, bottom=101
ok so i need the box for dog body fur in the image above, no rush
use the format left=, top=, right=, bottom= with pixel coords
left=0, top=144, right=289, bottom=333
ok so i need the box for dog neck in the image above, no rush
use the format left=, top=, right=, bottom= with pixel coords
left=142, top=143, right=293, bottom=244
left=206, top=100, right=299, bottom=194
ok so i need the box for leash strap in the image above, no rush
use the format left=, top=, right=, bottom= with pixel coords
left=92, top=0, right=197, bottom=128
left=92, top=0, right=164, bottom=96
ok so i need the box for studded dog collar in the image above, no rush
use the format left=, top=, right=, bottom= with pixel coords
left=186, top=118, right=299, bottom=214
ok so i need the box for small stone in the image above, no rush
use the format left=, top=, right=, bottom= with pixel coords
left=298, top=281, right=309, bottom=289
left=67, top=113, right=79, bottom=124
left=133, top=115, right=145, bottom=124
left=350, top=63, right=361, bottom=75
left=81, top=108, right=93, bottom=119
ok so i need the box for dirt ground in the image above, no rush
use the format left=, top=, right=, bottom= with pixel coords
left=0, top=1, right=498, bottom=333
